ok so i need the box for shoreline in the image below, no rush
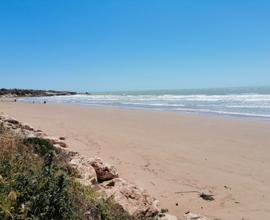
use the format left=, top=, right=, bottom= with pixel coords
left=1, top=101, right=270, bottom=219
left=16, top=94, right=270, bottom=121
left=15, top=99, right=270, bottom=122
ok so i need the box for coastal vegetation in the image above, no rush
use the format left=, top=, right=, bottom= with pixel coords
left=0, top=125, right=135, bottom=220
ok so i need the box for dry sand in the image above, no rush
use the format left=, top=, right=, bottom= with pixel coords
left=1, top=101, right=270, bottom=220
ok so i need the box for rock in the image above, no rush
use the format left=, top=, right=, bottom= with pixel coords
left=56, top=141, right=68, bottom=148
left=183, top=212, right=209, bottom=220
left=89, top=157, right=118, bottom=182
left=59, top=136, right=66, bottom=140
left=4, top=118, right=19, bottom=125
left=53, top=144, right=64, bottom=150
left=158, top=213, right=178, bottom=220
left=21, top=123, right=34, bottom=131
left=99, top=178, right=160, bottom=218
left=69, top=156, right=97, bottom=186
left=25, top=133, right=36, bottom=138
left=44, top=136, right=68, bottom=148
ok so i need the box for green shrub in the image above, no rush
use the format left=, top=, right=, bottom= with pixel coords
left=0, top=133, right=137, bottom=220
left=24, top=137, right=54, bottom=157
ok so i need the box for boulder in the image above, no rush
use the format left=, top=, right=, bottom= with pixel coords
left=69, top=156, right=97, bottom=186
left=99, top=178, right=160, bottom=218
left=89, top=157, right=118, bottom=182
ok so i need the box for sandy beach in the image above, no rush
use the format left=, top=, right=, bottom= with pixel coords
left=1, top=101, right=270, bottom=220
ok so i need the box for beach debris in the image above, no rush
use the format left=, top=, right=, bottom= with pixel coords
left=89, top=157, right=119, bottom=183
left=184, top=212, right=209, bottom=220
left=199, top=192, right=215, bottom=201
left=158, top=213, right=178, bottom=220
left=175, top=190, right=215, bottom=201
left=98, top=177, right=160, bottom=218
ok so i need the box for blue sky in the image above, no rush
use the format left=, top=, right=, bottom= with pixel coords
left=0, top=0, right=269, bottom=92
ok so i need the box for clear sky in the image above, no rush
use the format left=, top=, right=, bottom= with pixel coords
left=0, top=0, right=269, bottom=92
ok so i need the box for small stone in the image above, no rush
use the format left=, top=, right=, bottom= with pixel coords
left=57, top=141, right=68, bottom=148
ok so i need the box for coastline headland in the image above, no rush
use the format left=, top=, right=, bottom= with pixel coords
left=0, top=88, right=77, bottom=97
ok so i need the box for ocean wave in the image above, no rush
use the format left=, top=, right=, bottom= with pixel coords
left=18, top=93, right=270, bottom=119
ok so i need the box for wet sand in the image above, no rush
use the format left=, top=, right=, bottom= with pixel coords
left=1, top=101, right=270, bottom=220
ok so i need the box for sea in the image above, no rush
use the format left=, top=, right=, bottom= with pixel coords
left=18, top=87, right=270, bottom=120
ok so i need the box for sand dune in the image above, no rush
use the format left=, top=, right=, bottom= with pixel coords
left=1, top=101, right=270, bottom=219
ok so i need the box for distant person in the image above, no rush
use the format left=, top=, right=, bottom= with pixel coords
left=44, top=101, right=47, bottom=104
left=14, top=99, right=17, bottom=102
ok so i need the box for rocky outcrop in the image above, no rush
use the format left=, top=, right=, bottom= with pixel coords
left=99, top=178, right=160, bottom=218
left=0, top=88, right=77, bottom=97
left=0, top=114, right=162, bottom=218
left=66, top=155, right=160, bottom=218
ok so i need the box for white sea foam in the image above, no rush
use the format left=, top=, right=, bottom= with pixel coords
left=18, top=93, right=270, bottom=119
